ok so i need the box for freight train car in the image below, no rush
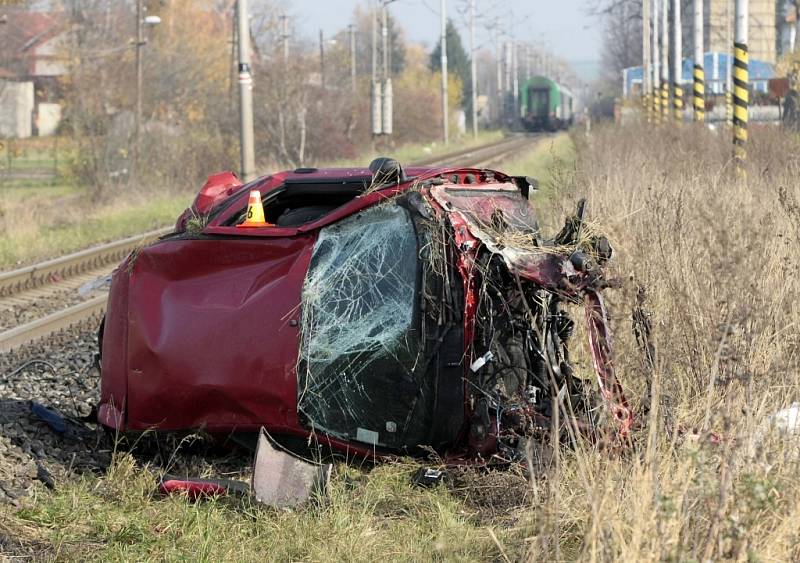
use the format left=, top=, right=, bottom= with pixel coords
left=520, top=76, right=574, bottom=132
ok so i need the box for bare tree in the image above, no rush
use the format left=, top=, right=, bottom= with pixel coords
left=598, top=0, right=643, bottom=81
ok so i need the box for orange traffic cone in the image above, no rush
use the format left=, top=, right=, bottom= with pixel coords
left=237, top=190, right=272, bottom=228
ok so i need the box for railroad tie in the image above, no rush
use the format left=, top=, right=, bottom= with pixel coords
left=693, top=64, right=705, bottom=122
left=732, top=41, right=748, bottom=177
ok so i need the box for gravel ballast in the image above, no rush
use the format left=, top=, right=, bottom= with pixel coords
left=0, top=325, right=111, bottom=504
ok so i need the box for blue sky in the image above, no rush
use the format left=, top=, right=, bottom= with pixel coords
left=288, top=0, right=601, bottom=78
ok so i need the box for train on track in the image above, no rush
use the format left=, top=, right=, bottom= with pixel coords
left=520, top=76, right=575, bottom=132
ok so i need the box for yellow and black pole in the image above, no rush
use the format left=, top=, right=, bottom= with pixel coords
left=732, top=0, right=748, bottom=176
left=693, top=0, right=704, bottom=121
left=672, top=0, right=683, bottom=122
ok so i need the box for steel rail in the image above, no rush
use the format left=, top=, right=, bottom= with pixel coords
left=0, top=227, right=172, bottom=297
left=0, top=133, right=546, bottom=354
left=410, top=134, right=533, bottom=167
left=0, top=294, right=107, bottom=354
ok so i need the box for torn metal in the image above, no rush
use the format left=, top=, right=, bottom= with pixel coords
left=252, top=429, right=332, bottom=507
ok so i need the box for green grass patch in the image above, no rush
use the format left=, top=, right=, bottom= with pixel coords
left=500, top=132, right=576, bottom=200
left=0, top=180, right=80, bottom=201
left=0, top=191, right=190, bottom=269
left=0, top=136, right=74, bottom=175
left=1, top=455, right=525, bottom=561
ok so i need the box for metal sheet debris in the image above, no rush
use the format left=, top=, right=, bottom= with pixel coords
left=251, top=429, right=332, bottom=508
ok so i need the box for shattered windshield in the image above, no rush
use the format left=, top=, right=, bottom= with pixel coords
left=298, top=204, right=434, bottom=450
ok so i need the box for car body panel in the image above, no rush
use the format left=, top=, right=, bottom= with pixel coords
left=104, top=235, right=315, bottom=432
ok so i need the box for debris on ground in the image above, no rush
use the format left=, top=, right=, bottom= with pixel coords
left=252, top=429, right=332, bottom=508
left=159, top=475, right=250, bottom=499
left=411, top=467, right=445, bottom=487
left=0, top=334, right=110, bottom=505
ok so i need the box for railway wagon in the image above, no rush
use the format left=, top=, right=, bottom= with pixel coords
left=521, top=76, right=574, bottom=132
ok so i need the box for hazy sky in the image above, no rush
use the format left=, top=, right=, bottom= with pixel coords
left=288, top=0, right=601, bottom=67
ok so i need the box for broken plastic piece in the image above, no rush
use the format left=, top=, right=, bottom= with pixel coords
left=764, top=402, right=800, bottom=434
left=29, top=401, right=66, bottom=434
left=78, top=274, right=112, bottom=296
left=251, top=429, right=332, bottom=508
left=159, top=475, right=249, bottom=500
left=470, top=351, right=495, bottom=372
left=411, top=467, right=444, bottom=487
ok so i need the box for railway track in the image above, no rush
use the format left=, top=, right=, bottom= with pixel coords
left=0, top=228, right=170, bottom=353
left=0, top=133, right=545, bottom=354
left=412, top=133, right=538, bottom=168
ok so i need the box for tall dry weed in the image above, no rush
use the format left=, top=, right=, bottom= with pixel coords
left=526, top=123, right=800, bottom=561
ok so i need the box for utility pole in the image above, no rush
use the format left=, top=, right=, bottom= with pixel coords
left=504, top=41, right=512, bottom=92
left=382, top=3, right=389, bottom=80
left=732, top=0, right=748, bottom=175
left=371, top=2, right=381, bottom=135
left=229, top=8, right=237, bottom=110
left=469, top=0, right=478, bottom=138
left=495, top=18, right=502, bottom=112
left=371, top=4, right=377, bottom=83
left=349, top=23, right=356, bottom=92
left=524, top=43, right=531, bottom=80
left=440, top=0, right=449, bottom=144
left=512, top=41, right=519, bottom=115
left=319, top=29, right=325, bottom=90
left=693, top=0, right=704, bottom=121
left=382, top=1, right=393, bottom=136
left=726, top=0, right=733, bottom=125
left=135, top=0, right=143, bottom=172
left=237, top=0, right=256, bottom=182
left=643, top=0, right=651, bottom=121
left=661, top=0, right=669, bottom=121
left=652, top=0, right=661, bottom=123
left=279, top=14, right=289, bottom=62
left=672, top=0, right=683, bottom=122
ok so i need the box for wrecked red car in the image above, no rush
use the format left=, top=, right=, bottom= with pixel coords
left=98, top=158, right=632, bottom=460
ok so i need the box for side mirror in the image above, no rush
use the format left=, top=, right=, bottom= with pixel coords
left=369, top=157, right=405, bottom=188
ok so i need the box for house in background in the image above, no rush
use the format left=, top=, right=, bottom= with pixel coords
left=0, top=9, right=68, bottom=138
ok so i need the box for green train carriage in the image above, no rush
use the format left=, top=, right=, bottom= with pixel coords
left=520, top=76, right=575, bottom=132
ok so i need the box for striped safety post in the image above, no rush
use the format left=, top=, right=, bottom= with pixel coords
left=644, top=93, right=651, bottom=123
left=661, top=81, right=670, bottom=121
left=653, top=86, right=661, bottom=125
left=693, top=64, right=705, bottom=121
left=732, top=42, right=748, bottom=175
left=673, top=81, right=684, bottom=122
left=726, top=91, right=733, bottom=125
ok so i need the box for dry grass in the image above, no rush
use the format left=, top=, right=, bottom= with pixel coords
left=528, top=122, right=800, bottom=561
left=0, top=187, right=189, bottom=269
left=4, top=123, right=800, bottom=560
